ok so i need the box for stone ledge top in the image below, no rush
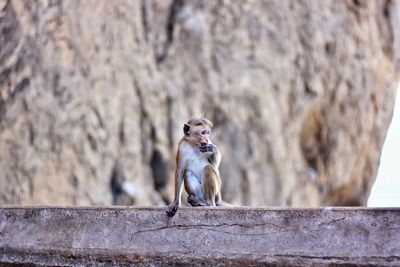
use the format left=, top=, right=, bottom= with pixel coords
left=0, top=207, right=399, bottom=266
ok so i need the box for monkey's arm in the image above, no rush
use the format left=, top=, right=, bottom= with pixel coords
left=212, top=145, right=222, bottom=168
left=165, top=164, right=185, bottom=217
left=172, top=167, right=185, bottom=205
left=200, top=144, right=221, bottom=168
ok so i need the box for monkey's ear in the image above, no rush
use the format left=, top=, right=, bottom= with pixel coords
left=183, top=124, right=190, bottom=136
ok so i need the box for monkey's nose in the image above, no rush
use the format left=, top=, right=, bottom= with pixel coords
left=200, top=141, right=208, bottom=146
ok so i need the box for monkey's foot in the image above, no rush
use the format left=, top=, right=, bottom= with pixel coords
left=216, top=200, right=232, bottom=206
left=187, top=195, right=208, bottom=207
left=165, top=204, right=179, bottom=217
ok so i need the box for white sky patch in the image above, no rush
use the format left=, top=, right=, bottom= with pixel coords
left=368, top=85, right=400, bottom=207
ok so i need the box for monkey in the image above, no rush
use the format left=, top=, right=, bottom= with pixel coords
left=165, top=117, right=228, bottom=217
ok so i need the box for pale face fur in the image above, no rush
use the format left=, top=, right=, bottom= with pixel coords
left=187, top=125, right=211, bottom=148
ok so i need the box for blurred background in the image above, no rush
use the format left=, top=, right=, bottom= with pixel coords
left=0, top=0, right=399, bottom=207
left=369, top=86, right=400, bottom=207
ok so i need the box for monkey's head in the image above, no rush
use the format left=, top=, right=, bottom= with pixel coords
left=183, top=117, right=213, bottom=148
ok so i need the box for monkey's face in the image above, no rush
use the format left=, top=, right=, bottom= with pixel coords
left=188, top=125, right=211, bottom=148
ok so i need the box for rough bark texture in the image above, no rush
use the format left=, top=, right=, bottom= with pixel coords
left=1, top=207, right=400, bottom=266
left=0, top=0, right=399, bottom=206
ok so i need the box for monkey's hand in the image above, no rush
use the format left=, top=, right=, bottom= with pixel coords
left=165, top=202, right=179, bottom=217
left=199, top=144, right=216, bottom=154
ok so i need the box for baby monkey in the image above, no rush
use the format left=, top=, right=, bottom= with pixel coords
left=166, top=117, right=227, bottom=217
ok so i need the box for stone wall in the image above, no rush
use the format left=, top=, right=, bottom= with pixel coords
left=0, top=0, right=399, bottom=206
left=0, top=207, right=399, bottom=266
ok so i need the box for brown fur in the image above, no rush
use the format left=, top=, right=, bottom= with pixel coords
left=165, top=117, right=228, bottom=217
left=186, top=117, right=213, bottom=128
left=203, top=165, right=221, bottom=206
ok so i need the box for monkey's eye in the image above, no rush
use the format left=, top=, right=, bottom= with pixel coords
left=201, top=130, right=207, bottom=135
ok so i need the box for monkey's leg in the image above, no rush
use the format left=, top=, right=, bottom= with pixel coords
left=215, top=191, right=232, bottom=206
left=215, top=192, right=222, bottom=205
left=187, top=195, right=208, bottom=206
left=203, top=165, right=220, bottom=206
left=184, top=173, right=208, bottom=206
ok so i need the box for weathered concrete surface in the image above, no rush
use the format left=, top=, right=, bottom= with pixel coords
left=1, top=0, right=400, bottom=207
left=0, top=207, right=399, bottom=266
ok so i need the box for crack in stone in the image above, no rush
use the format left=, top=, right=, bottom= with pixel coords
left=156, top=0, right=184, bottom=64
left=129, top=217, right=348, bottom=245
left=129, top=222, right=294, bottom=245
left=318, top=217, right=345, bottom=226
left=273, top=253, right=400, bottom=262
